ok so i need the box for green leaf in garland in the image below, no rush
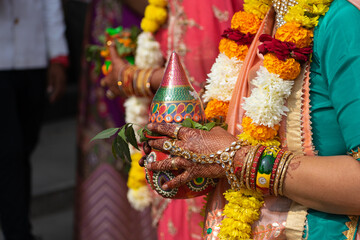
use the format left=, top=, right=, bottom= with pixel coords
left=90, top=127, right=119, bottom=142
left=125, top=124, right=139, bottom=150
left=112, top=136, right=121, bottom=159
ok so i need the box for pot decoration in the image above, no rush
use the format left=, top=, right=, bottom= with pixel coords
left=144, top=51, right=217, bottom=198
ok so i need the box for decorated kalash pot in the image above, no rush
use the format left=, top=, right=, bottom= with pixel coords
left=145, top=51, right=217, bottom=198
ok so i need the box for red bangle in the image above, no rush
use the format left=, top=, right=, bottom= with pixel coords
left=269, top=149, right=285, bottom=195
left=50, top=55, right=69, bottom=68
left=250, top=145, right=266, bottom=190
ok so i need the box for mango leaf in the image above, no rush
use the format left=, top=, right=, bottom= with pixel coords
left=116, top=137, right=131, bottom=163
left=112, top=136, right=123, bottom=159
left=125, top=124, right=139, bottom=150
left=91, top=128, right=119, bottom=142
left=118, top=126, right=127, bottom=142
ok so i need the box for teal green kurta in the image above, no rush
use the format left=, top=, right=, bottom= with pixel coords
left=308, top=0, right=360, bottom=238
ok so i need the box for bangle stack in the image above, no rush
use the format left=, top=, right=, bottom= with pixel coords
left=162, top=140, right=246, bottom=190
left=118, top=65, right=160, bottom=97
left=238, top=145, right=294, bottom=196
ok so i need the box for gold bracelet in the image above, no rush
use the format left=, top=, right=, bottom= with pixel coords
left=132, top=68, right=141, bottom=96
left=278, top=153, right=294, bottom=196
left=245, top=145, right=261, bottom=190
left=145, top=68, right=161, bottom=97
left=141, top=68, right=153, bottom=97
left=162, top=139, right=245, bottom=190
left=273, top=151, right=291, bottom=196
left=137, top=69, right=150, bottom=97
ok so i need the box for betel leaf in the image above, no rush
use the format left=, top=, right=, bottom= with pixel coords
left=125, top=124, right=139, bottom=150
left=181, top=118, right=193, bottom=128
left=90, top=128, right=119, bottom=142
left=205, top=122, right=216, bottom=130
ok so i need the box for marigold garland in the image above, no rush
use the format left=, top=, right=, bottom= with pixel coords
left=205, top=99, right=229, bottom=121
left=241, top=116, right=279, bottom=141
left=275, top=22, right=313, bottom=48
left=263, top=53, right=301, bottom=80
left=127, top=153, right=147, bottom=190
left=203, top=0, right=334, bottom=238
left=140, top=0, right=168, bottom=33
left=238, top=132, right=281, bottom=147
left=231, top=11, right=262, bottom=35
left=219, top=38, right=249, bottom=61
left=218, top=189, right=264, bottom=240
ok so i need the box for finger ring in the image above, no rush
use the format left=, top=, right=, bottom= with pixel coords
left=171, top=159, right=178, bottom=170
left=105, top=89, right=115, bottom=99
left=172, top=125, right=182, bottom=139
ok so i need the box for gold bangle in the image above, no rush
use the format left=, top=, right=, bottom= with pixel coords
left=145, top=68, right=160, bottom=97
left=273, top=151, right=291, bottom=196
left=245, top=145, right=261, bottom=190
left=141, top=68, right=153, bottom=97
left=132, top=68, right=141, bottom=96
left=137, top=69, right=149, bottom=97
left=240, top=145, right=256, bottom=188
left=278, top=153, right=294, bottom=196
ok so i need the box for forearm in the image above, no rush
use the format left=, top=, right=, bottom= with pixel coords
left=283, top=154, right=360, bottom=215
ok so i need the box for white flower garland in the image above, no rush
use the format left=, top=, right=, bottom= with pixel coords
left=242, top=66, right=293, bottom=127
left=203, top=53, right=243, bottom=103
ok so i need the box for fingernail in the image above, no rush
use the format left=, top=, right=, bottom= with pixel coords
left=162, top=184, right=169, bottom=190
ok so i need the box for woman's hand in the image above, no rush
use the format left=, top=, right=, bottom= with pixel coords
left=101, top=44, right=128, bottom=98
left=145, top=122, right=249, bottom=190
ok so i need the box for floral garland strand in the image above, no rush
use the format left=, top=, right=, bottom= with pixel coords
left=240, top=0, right=333, bottom=147
left=203, top=0, right=333, bottom=238
left=126, top=0, right=168, bottom=211
left=202, top=0, right=271, bottom=239
left=203, top=0, right=271, bottom=121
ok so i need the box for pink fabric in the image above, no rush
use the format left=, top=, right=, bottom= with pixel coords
left=154, top=1, right=243, bottom=239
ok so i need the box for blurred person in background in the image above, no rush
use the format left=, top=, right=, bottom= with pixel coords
left=75, top=0, right=159, bottom=239
left=0, top=0, right=68, bottom=239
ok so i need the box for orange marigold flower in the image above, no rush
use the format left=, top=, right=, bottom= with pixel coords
left=275, top=23, right=313, bottom=48
left=219, top=38, right=249, bottom=61
left=264, top=53, right=301, bottom=80
left=241, top=116, right=279, bottom=141
left=231, top=11, right=262, bottom=35
left=205, top=99, right=229, bottom=121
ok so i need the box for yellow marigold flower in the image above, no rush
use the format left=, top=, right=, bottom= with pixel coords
left=264, top=53, right=301, bottom=80
left=219, top=38, right=249, bottom=61
left=284, top=4, right=320, bottom=28
left=241, top=116, right=279, bottom=141
left=148, top=0, right=168, bottom=8
left=243, top=0, right=271, bottom=20
left=127, top=153, right=147, bottom=190
left=204, top=99, right=229, bottom=121
left=275, top=22, right=313, bottom=48
left=231, top=11, right=262, bottom=35
left=144, top=5, right=168, bottom=25
left=218, top=189, right=263, bottom=240
left=238, top=132, right=281, bottom=147
left=140, top=18, right=159, bottom=33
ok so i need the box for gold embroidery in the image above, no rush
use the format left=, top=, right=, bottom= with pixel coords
left=212, top=5, right=229, bottom=22
left=343, top=216, right=359, bottom=240
left=349, top=147, right=360, bottom=160
left=168, top=219, right=178, bottom=236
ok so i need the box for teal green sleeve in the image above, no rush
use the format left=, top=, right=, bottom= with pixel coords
left=320, top=1, right=360, bottom=152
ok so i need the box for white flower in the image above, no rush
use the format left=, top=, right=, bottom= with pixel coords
left=124, top=96, right=150, bottom=136
left=202, top=53, right=242, bottom=102
left=242, top=66, right=294, bottom=127
left=127, top=186, right=152, bottom=211
left=135, top=32, right=164, bottom=69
